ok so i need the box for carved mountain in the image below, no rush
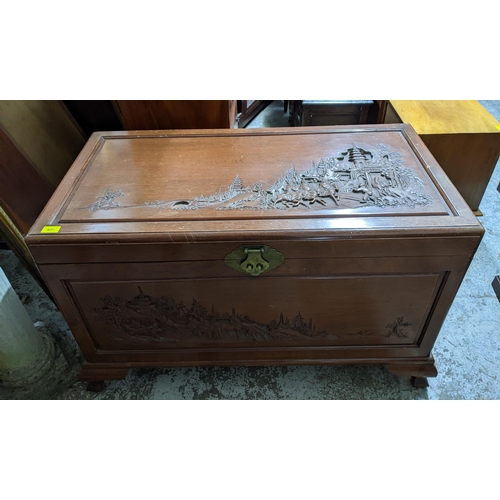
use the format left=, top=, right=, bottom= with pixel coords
left=171, top=143, right=432, bottom=210
left=84, top=144, right=432, bottom=213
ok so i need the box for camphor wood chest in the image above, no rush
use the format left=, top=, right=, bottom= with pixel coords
left=26, top=125, right=484, bottom=386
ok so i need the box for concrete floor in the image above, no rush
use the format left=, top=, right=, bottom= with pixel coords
left=1, top=100, right=499, bottom=400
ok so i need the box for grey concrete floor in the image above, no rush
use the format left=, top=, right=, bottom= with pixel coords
left=1, top=100, right=499, bottom=400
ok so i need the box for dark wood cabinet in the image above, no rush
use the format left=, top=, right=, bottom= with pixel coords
left=296, top=100, right=373, bottom=126
left=289, top=100, right=387, bottom=127
left=27, top=125, right=483, bottom=387
left=115, top=100, right=237, bottom=130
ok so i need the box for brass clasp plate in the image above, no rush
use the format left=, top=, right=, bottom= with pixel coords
left=225, top=245, right=284, bottom=276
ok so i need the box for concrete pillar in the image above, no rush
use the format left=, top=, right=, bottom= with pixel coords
left=0, top=267, right=55, bottom=388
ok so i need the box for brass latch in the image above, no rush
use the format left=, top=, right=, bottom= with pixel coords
left=225, top=245, right=284, bottom=276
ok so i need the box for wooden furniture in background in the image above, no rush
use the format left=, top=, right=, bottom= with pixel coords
left=296, top=100, right=373, bottom=126
left=0, top=125, right=52, bottom=293
left=384, top=100, right=500, bottom=212
left=115, top=100, right=237, bottom=130
left=62, top=100, right=123, bottom=136
left=0, top=127, right=54, bottom=235
left=26, top=124, right=483, bottom=387
left=0, top=100, right=86, bottom=291
left=371, top=100, right=388, bottom=124
left=289, top=100, right=386, bottom=127
left=0, top=101, right=86, bottom=190
left=0, top=101, right=86, bottom=233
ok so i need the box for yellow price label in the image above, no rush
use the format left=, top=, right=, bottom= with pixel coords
left=41, top=225, right=61, bottom=234
left=496, top=125, right=500, bottom=131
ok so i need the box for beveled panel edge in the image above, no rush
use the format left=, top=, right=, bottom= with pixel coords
left=96, top=124, right=413, bottom=139
left=399, top=125, right=478, bottom=221
left=60, top=127, right=450, bottom=224
left=399, top=126, right=456, bottom=216
left=82, top=346, right=430, bottom=364
left=414, top=271, right=450, bottom=347
left=63, top=279, right=104, bottom=351
left=58, top=210, right=451, bottom=225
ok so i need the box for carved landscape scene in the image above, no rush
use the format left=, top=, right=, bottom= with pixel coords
left=94, top=286, right=412, bottom=345
left=94, top=287, right=337, bottom=344
left=85, top=144, right=432, bottom=213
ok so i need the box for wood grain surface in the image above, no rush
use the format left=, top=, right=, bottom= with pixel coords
left=116, top=100, right=236, bottom=130
left=388, top=100, right=500, bottom=134
left=0, top=100, right=86, bottom=187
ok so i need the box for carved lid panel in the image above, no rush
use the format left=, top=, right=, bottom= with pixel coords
left=28, top=125, right=483, bottom=241
left=59, top=128, right=450, bottom=222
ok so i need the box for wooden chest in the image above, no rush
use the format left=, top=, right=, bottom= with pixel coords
left=26, top=125, right=484, bottom=387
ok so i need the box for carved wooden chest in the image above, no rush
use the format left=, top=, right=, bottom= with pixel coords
left=26, top=125, right=484, bottom=387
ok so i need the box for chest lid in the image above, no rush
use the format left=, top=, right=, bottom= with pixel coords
left=27, top=124, right=482, bottom=242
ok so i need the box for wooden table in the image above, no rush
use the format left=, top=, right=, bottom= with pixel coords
left=384, top=100, right=500, bottom=212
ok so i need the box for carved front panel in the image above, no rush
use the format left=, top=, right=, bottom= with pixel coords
left=67, top=274, right=443, bottom=351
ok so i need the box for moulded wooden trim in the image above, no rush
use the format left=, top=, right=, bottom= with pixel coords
left=28, top=236, right=482, bottom=264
